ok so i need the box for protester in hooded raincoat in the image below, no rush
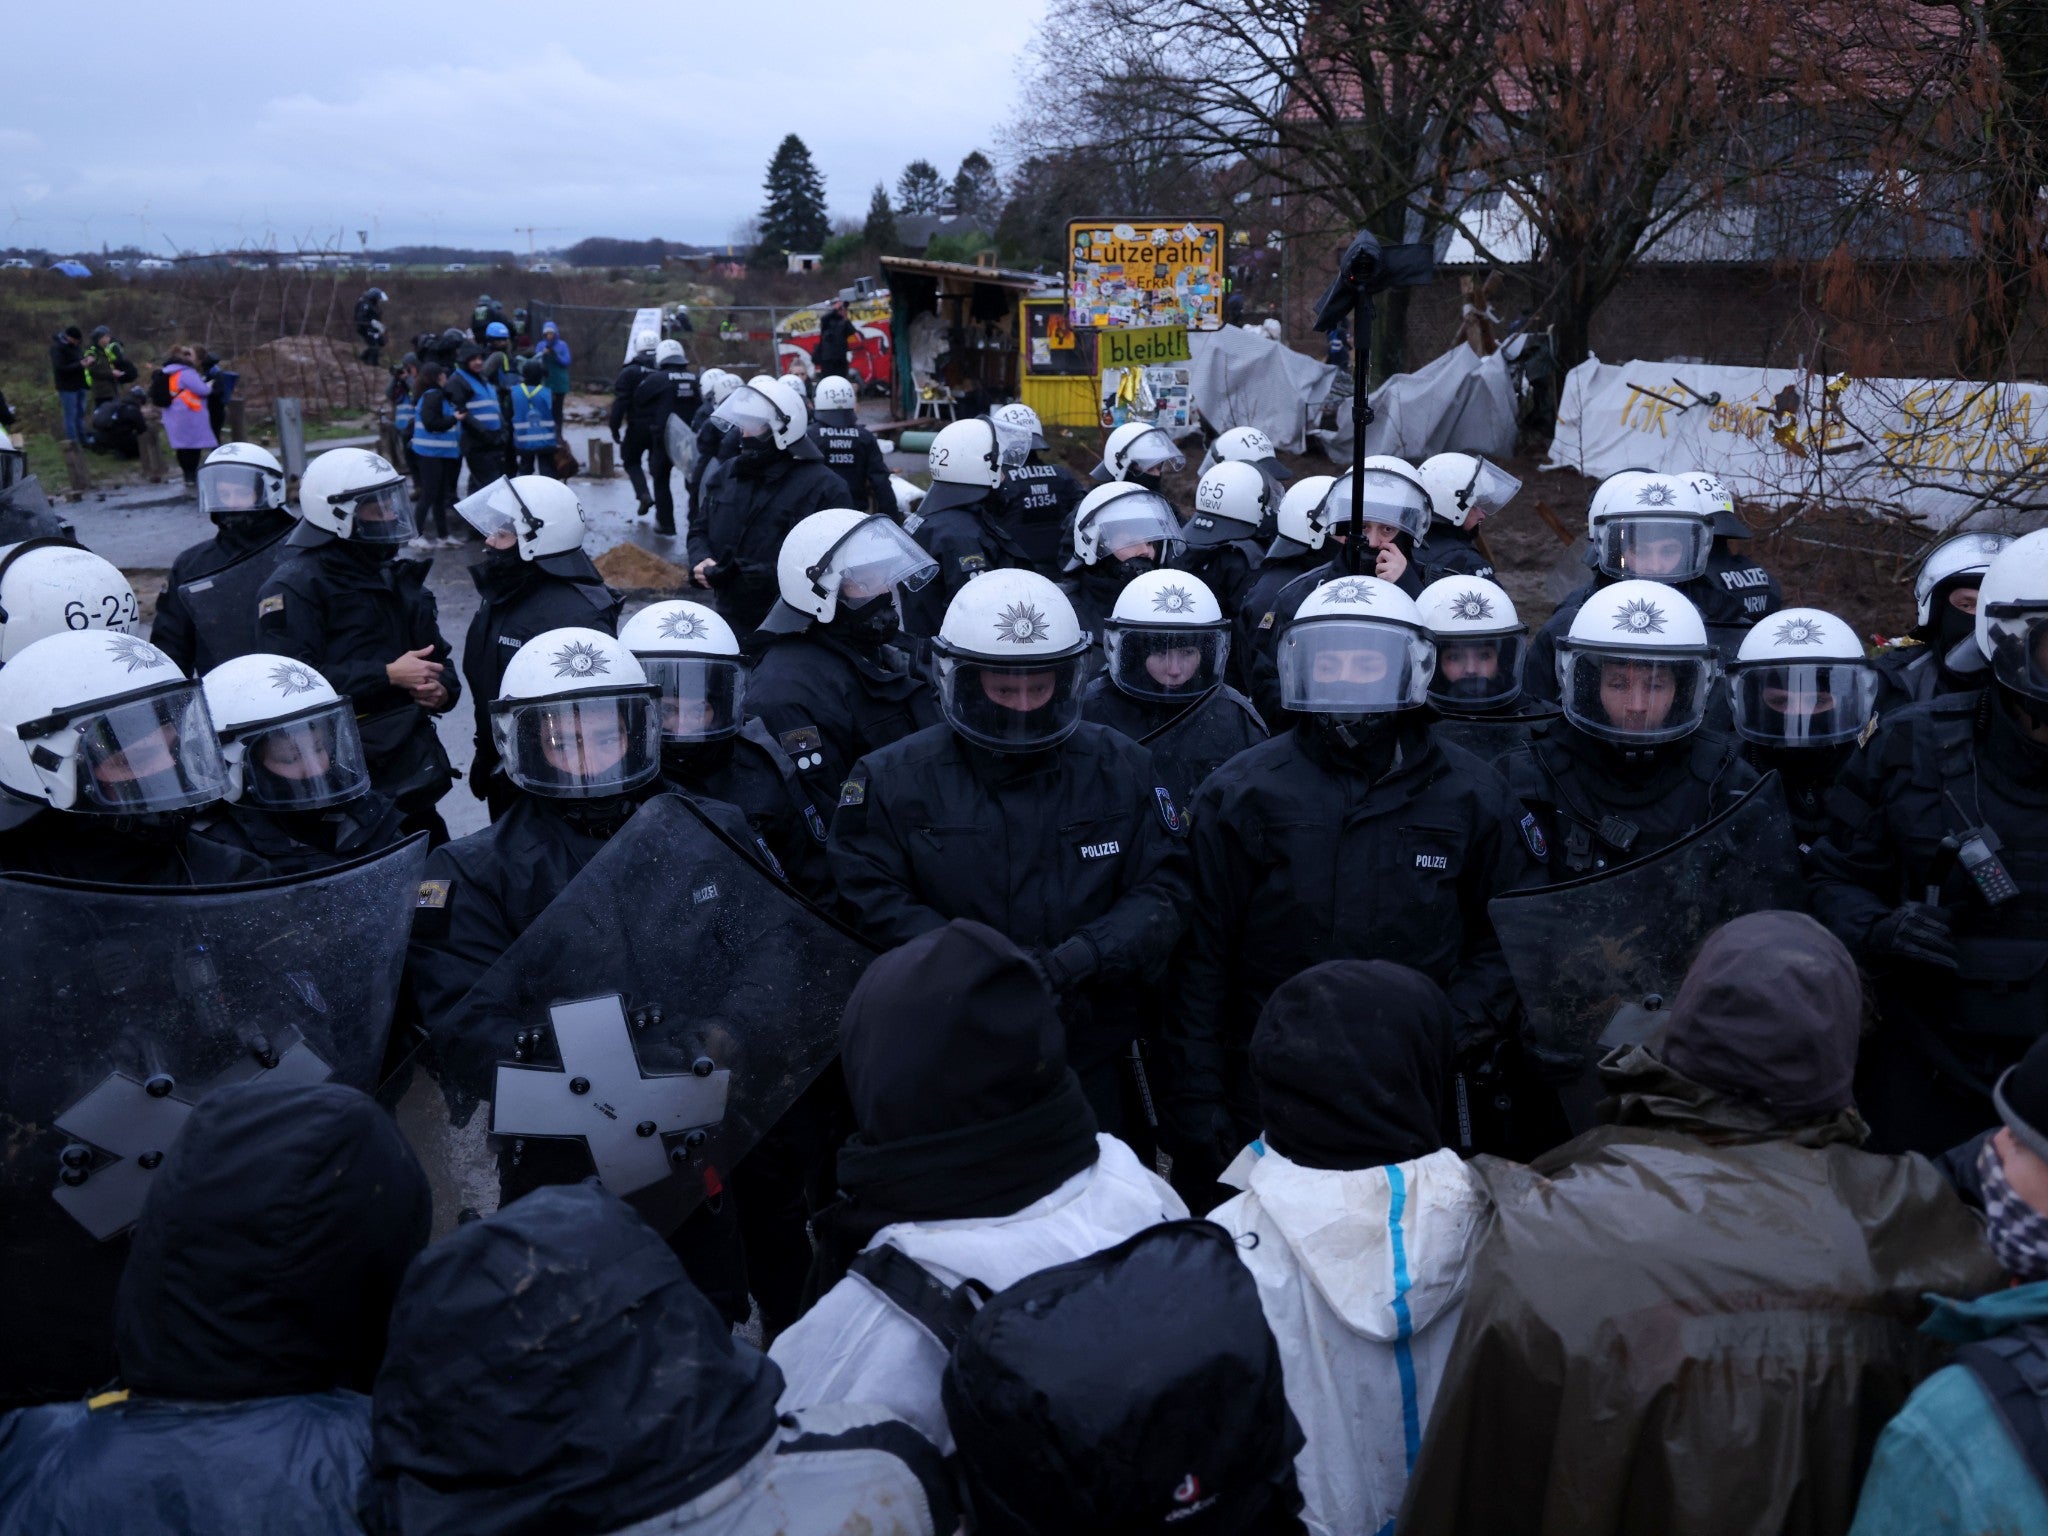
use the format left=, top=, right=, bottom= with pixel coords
left=769, top=920, right=1186, bottom=1454
left=1211, top=961, right=1484, bottom=1536
left=1400, top=910, right=2004, bottom=1536
left=1850, top=1030, right=2048, bottom=1536
left=0, top=1079, right=430, bottom=1536
left=365, top=1182, right=955, bottom=1536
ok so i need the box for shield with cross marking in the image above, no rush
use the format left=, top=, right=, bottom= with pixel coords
left=0, top=834, right=427, bottom=1408
left=393, top=791, right=874, bottom=1238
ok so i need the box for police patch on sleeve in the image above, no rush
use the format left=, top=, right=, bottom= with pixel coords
left=1155, top=786, right=1184, bottom=835
left=1256, top=610, right=1276, bottom=631
left=958, top=553, right=988, bottom=575
left=777, top=724, right=826, bottom=773
left=803, top=804, right=827, bottom=842
left=258, top=594, right=285, bottom=618
left=1519, top=813, right=1548, bottom=862
left=416, top=878, right=451, bottom=909
left=838, top=775, right=867, bottom=808
left=1858, top=711, right=1881, bottom=749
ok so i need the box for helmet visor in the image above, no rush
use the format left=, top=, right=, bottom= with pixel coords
left=1461, top=459, right=1523, bottom=518
left=196, top=463, right=277, bottom=518
left=1083, top=492, right=1185, bottom=565
left=1730, top=661, right=1879, bottom=746
left=494, top=692, right=661, bottom=798
left=454, top=477, right=528, bottom=542
left=236, top=702, right=369, bottom=809
left=1321, top=470, right=1432, bottom=541
left=1982, top=601, right=2048, bottom=703
left=1122, top=428, right=1184, bottom=475
left=1559, top=647, right=1713, bottom=743
left=711, top=385, right=782, bottom=438
left=1427, top=633, right=1525, bottom=710
left=69, top=684, right=227, bottom=813
left=935, top=654, right=1088, bottom=752
left=342, top=478, right=418, bottom=545
left=828, top=518, right=938, bottom=602
left=1105, top=623, right=1229, bottom=702
left=1278, top=618, right=1435, bottom=714
left=1595, top=515, right=1712, bottom=581
left=992, top=415, right=1037, bottom=470
left=642, top=657, right=745, bottom=743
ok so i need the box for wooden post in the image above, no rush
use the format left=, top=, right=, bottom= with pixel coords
left=62, top=440, right=92, bottom=491
left=137, top=431, right=168, bottom=482
left=587, top=436, right=616, bottom=479
left=226, top=398, right=248, bottom=443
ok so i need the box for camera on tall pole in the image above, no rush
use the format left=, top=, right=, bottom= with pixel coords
left=1311, top=231, right=1435, bottom=574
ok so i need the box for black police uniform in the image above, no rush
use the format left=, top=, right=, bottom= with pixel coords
left=1743, top=739, right=1854, bottom=853
left=1079, top=674, right=1267, bottom=811
left=1059, top=561, right=1152, bottom=686
left=461, top=550, right=621, bottom=817
left=190, top=792, right=407, bottom=878
left=1230, top=546, right=1322, bottom=695
left=1168, top=718, right=1536, bottom=1156
left=901, top=498, right=1031, bottom=640
left=609, top=357, right=658, bottom=508
left=688, top=448, right=847, bottom=639
left=151, top=508, right=296, bottom=675
left=257, top=540, right=461, bottom=844
left=746, top=627, right=941, bottom=869
left=1244, top=552, right=1426, bottom=725
left=813, top=416, right=895, bottom=518
left=1498, top=715, right=1759, bottom=882
left=1173, top=525, right=1266, bottom=618
left=1417, top=523, right=1495, bottom=582
left=1809, top=689, right=2048, bottom=1154
left=662, top=717, right=829, bottom=901
left=633, top=364, right=702, bottom=535
left=829, top=720, right=1192, bottom=1139
left=0, top=814, right=269, bottom=885
left=685, top=403, right=729, bottom=514
left=992, top=459, right=1086, bottom=572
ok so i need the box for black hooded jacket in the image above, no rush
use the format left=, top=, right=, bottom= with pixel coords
left=151, top=509, right=297, bottom=675
left=1080, top=674, right=1268, bottom=811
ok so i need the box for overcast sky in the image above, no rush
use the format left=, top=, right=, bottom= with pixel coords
left=3, top=0, right=1048, bottom=254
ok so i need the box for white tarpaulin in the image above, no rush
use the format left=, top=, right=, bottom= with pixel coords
left=1546, top=357, right=2048, bottom=531
left=1187, top=324, right=1339, bottom=453
left=1314, top=343, right=1520, bottom=464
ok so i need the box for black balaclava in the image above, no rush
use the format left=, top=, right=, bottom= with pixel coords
left=1305, top=710, right=1405, bottom=781
left=473, top=544, right=530, bottom=603
left=661, top=735, right=735, bottom=785
left=1929, top=577, right=1982, bottom=655
left=732, top=433, right=779, bottom=478
left=830, top=587, right=901, bottom=649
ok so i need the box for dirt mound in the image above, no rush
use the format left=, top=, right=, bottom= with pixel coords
left=595, top=542, right=688, bottom=594
left=237, top=335, right=389, bottom=416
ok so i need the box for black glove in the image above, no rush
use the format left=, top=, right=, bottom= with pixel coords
left=1871, top=901, right=1958, bottom=969
left=705, top=559, right=742, bottom=591
left=1035, top=935, right=1100, bottom=996
left=1159, top=1097, right=1240, bottom=1186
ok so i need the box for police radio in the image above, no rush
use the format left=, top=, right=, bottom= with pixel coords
left=1957, top=828, right=2022, bottom=908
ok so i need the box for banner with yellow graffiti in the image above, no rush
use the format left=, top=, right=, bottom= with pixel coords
left=1547, top=358, right=2048, bottom=529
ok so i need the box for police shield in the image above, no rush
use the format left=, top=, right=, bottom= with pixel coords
left=1487, top=775, right=1808, bottom=1075
left=1139, top=688, right=1266, bottom=810
left=177, top=530, right=295, bottom=674
left=0, top=470, right=71, bottom=544
left=0, top=835, right=428, bottom=1407
left=395, top=792, right=873, bottom=1238
left=1432, top=707, right=1561, bottom=766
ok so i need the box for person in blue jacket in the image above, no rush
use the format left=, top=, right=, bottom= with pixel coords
left=0, top=1077, right=431, bottom=1536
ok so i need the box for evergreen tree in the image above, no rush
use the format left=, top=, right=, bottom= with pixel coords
left=951, top=150, right=1003, bottom=222
left=895, top=159, right=946, bottom=215
left=759, top=134, right=830, bottom=255
left=863, top=182, right=901, bottom=254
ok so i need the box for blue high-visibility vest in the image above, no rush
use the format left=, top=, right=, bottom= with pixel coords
left=452, top=367, right=502, bottom=432
left=511, top=384, right=556, bottom=449
left=409, top=391, right=460, bottom=460
left=394, top=395, right=417, bottom=434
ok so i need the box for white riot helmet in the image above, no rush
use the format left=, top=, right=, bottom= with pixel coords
left=1270, top=474, right=1339, bottom=556
left=1201, top=425, right=1291, bottom=482
left=1068, top=481, right=1186, bottom=571
left=1417, top=575, right=1526, bottom=712
left=1684, top=470, right=1749, bottom=539
left=1317, top=456, right=1433, bottom=544
left=1187, top=461, right=1271, bottom=549
left=759, top=508, right=936, bottom=635
left=814, top=375, right=859, bottom=421
left=454, top=476, right=588, bottom=561
left=0, top=541, right=139, bottom=663
left=489, top=628, right=661, bottom=800
left=1276, top=575, right=1435, bottom=715
left=1585, top=470, right=1714, bottom=582
left=921, top=418, right=1007, bottom=517
left=197, top=441, right=288, bottom=520
left=1418, top=453, right=1521, bottom=530
left=994, top=401, right=1048, bottom=451
left=1917, top=530, right=2009, bottom=629
left=1105, top=569, right=1229, bottom=704
left=711, top=376, right=809, bottom=451
left=0, top=630, right=227, bottom=813
left=700, top=369, right=741, bottom=408
left=618, top=601, right=745, bottom=745
left=655, top=338, right=687, bottom=368
left=1093, top=421, right=1185, bottom=484
left=1558, top=579, right=1718, bottom=745
left=1729, top=608, right=1879, bottom=748
left=932, top=569, right=1090, bottom=752
left=295, top=447, right=416, bottom=545
left=1977, top=528, right=2048, bottom=706
left=202, top=653, right=370, bottom=809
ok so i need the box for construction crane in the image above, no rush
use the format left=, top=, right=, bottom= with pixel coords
left=513, top=225, right=564, bottom=258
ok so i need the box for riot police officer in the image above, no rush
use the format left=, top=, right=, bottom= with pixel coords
left=1418, top=574, right=1558, bottom=766
left=609, top=341, right=660, bottom=516
left=1872, top=530, right=2008, bottom=714
left=638, top=339, right=702, bottom=536
left=455, top=476, right=620, bottom=819
left=1081, top=568, right=1265, bottom=808
left=0, top=630, right=266, bottom=883
left=190, top=651, right=406, bottom=875
left=1090, top=420, right=1186, bottom=490
left=900, top=416, right=1031, bottom=640
left=1176, top=460, right=1268, bottom=616
left=152, top=441, right=296, bottom=676
left=687, top=376, right=845, bottom=638
left=1230, top=473, right=1335, bottom=694
left=685, top=369, right=741, bottom=514
left=990, top=401, right=1085, bottom=570
left=1500, top=579, right=1758, bottom=883
left=354, top=287, right=387, bottom=365
left=0, top=541, right=138, bottom=665
left=1727, top=607, right=1880, bottom=851
left=1809, top=529, right=2048, bottom=1153
left=1167, top=575, right=1535, bottom=1179
left=748, top=509, right=941, bottom=871
left=1416, top=452, right=1520, bottom=582
left=813, top=375, right=894, bottom=517
left=1062, top=481, right=1188, bottom=679
left=1201, top=425, right=1292, bottom=528
left=1695, top=473, right=1785, bottom=636
left=829, top=569, right=1191, bottom=1142
left=257, top=448, right=460, bottom=844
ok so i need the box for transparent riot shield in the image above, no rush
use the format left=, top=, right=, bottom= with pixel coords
left=395, top=792, right=874, bottom=1239
left=176, top=530, right=295, bottom=674
left=1432, top=707, right=1561, bottom=767
left=1488, top=775, right=1808, bottom=1087
left=0, top=835, right=428, bottom=1407
left=0, top=472, right=71, bottom=544
left=1138, top=688, right=1267, bottom=810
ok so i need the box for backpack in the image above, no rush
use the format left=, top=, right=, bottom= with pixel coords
left=147, top=367, right=174, bottom=409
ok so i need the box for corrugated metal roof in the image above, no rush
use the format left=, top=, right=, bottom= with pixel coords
left=879, top=255, right=1052, bottom=289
